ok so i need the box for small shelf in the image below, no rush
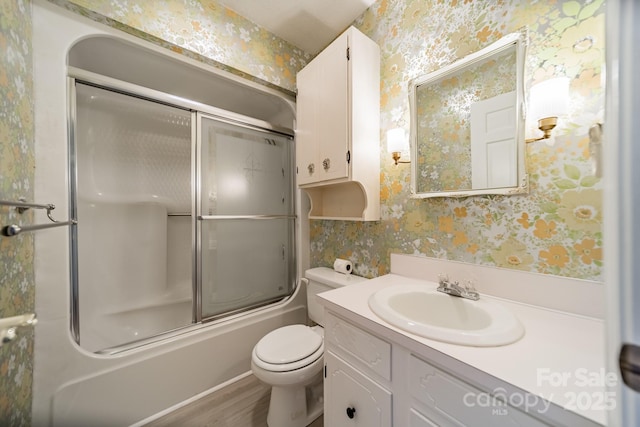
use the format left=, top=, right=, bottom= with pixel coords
left=303, top=181, right=379, bottom=221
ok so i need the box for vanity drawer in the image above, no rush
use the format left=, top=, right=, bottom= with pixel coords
left=409, top=354, right=548, bottom=427
left=324, top=312, right=391, bottom=381
left=325, top=351, right=392, bottom=427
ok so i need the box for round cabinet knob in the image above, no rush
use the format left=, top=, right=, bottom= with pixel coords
left=346, top=406, right=356, bottom=419
left=308, top=163, right=315, bottom=174
left=322, top=158, right=331, bottom=170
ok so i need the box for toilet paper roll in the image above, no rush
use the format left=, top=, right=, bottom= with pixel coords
left=333, top=258, right=353, bottom=275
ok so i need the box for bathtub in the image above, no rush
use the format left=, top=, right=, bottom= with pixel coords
left=40, top=289, right=306, bottom=426
left=31, top=2, right=308, bottom=425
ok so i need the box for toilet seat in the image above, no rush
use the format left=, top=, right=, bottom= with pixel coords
left=253, top=325, right=324, bottom=372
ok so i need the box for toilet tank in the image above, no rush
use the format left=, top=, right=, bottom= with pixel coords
left=305, top=267, right=368, bottom=326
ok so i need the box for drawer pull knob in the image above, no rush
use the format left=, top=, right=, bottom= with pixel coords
left=346, top=406, right=356, bottom=419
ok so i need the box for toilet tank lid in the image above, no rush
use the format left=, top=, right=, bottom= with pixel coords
left=305, top=267, right=368, bottom=288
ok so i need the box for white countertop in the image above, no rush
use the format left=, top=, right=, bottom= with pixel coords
left=318, top=273, right=608, bottom=426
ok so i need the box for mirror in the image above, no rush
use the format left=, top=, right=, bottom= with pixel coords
left=409, top=30, right=528, bottom=198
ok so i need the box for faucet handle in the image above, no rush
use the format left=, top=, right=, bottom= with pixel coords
left=437, top=273, right=449, bottom=286
left=462, top=280, right=480, bottom=300
left=462, top=280, right=476, bottom=292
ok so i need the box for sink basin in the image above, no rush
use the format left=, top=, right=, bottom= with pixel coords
left=368, top=284, right=524, bottom=346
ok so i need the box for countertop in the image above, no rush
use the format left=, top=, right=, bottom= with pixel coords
left=317, top=273, right=608, bottom=426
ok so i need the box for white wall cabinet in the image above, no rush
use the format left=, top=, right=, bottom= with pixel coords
left=323, top=312, right=554, bottom=427
left=295, top=26, right=380, bottom=221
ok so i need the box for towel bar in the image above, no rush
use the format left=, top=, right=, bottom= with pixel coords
left=0, top=199, right=76, bottom=237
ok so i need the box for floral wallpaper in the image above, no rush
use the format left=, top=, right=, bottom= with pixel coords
left=51, top=0, right=310, bottom=94
left=415, top=48, right=517, bottom=192
left=0, top=0, right=604, bottom=423
left=0, top=0, right=35, bottom=425
left=311, top=0, right=606, bottom=282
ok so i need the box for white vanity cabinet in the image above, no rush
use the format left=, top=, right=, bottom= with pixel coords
left=324, top=353, right=392, bottom=426
left=295, top=26, right=380, bottom=221
left=323, top=312, right=554, bottom=427
left=323, top=312, right=392, bottom=426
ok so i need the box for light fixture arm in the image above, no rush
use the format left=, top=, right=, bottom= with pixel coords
left=526, top=116, right=558, bottom=143
left=391, top=151, right=411, bottom=165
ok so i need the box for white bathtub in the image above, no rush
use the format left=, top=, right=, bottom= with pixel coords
left=40, top=290, right=306, bottom=426
left=31, top=2, right=308, bottom=425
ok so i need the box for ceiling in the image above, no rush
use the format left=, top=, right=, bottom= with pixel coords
left=215, top=0, right=377, bottom=54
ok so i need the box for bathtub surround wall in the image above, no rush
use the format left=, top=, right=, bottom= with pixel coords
left=311, top=0, right=606, bottom=283
left=0, top=1, right=35, bottom=425
left=31, top=2, right=307, bottom=425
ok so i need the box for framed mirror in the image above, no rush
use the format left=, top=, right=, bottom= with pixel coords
left=409, top=30, right=528, bottom=198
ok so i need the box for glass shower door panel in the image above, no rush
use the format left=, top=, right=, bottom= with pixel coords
left=199, top=115, right=295, bottom=319
left=74, top=83, right=194, bottom=352
left=200, top=219, right=294, bottom=317
left=199, top=118, right=294, bottom=216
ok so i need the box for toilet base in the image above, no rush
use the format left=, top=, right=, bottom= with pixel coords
left=266, top=372, right=323, bottom=427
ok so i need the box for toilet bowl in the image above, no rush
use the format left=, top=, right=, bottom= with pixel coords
left=251, top=267, right=367, bottom=427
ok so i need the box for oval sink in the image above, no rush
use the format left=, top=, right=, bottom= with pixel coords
left=368, top=284, right=524, bottom=346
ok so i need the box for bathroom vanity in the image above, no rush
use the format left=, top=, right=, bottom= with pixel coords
left=317, top=256, right=607, bottom=427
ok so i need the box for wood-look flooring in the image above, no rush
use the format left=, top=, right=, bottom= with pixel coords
left=144, top=374, right=323, bottom=427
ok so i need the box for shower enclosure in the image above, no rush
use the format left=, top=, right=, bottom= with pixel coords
left=72, top=78, right=296, bottom=353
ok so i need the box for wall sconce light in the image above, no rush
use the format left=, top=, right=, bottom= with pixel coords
left=526, top=77, right=570, bottom=144
left=387, top=128, right=410, bottom=165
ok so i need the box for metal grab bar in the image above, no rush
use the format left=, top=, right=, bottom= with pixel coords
left=0, top=313, right=37, bottom=347
left=1, top=199, right=76, bottom=237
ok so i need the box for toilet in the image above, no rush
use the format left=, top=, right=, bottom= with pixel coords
left=251, top=267, right=368, bottom=427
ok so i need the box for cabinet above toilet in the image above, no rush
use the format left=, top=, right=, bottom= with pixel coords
left=295, top=26, right=380, bottom=221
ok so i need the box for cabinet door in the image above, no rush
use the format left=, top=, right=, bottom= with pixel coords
left=325, top=351, right=392, bottom=427
left=296, top=31, right=349, bottom=186
left=295, top=59, right=319, bottom=186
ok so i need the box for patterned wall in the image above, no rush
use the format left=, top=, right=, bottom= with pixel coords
left=0, top=0, right=35, bottom=424
left=0, top=0, right=605, bottom=423
left=311, top=0, right=606, bottom=282
left=54, top=0, right=310, bottom=93
left=56, top=0, right=606, bottom=283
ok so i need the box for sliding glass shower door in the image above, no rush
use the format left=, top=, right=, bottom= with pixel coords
left=74, top=83, right=194, bottom=352
left=72, top=81, right=295, bottom=353
left=198, top=116, right=295, bottom=319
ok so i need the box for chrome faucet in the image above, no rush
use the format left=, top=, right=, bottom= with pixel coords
left=437, top=274, right=480, bottom=301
